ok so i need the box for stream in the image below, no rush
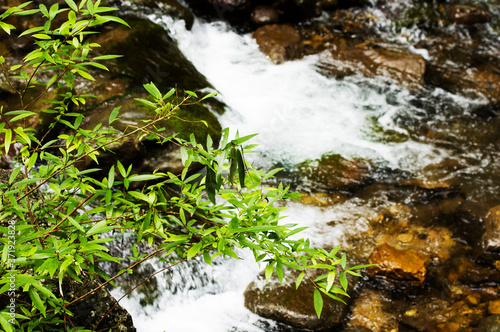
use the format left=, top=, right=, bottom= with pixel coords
left=108, top=5, right=500, bottom=332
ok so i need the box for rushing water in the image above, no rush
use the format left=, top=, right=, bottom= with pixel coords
left=109, top=12, right=496, bottom=332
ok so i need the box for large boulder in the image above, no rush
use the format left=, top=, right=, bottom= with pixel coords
left=95, top=18, right=212, bottom=93
left=244, top=269, right=352, bottom=330
left=252, top=24, right=303, bottom=64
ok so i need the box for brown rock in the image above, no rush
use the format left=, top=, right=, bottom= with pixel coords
left=448, top=5, right=492, bottom=25
left=367, top=243, right=427, bottom=282
left=319, top=44, right=426, bottom=88
left=244, top=269, right=352, bottom=330
left=251, top=5, right=279, bottom=25
left=252, top=24, right=302, bottom=64
left=379, top=225, right=456, bottom=263
left=294, top=153, right=372, bottom=192
left=348, top=289, right=399, bottom=332
left=482, top=205, right=500, bottom=252
left=489, top=301, right=500, bottom=315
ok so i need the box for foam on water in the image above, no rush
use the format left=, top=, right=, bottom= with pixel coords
left=153, top=16, right=456, bottom=171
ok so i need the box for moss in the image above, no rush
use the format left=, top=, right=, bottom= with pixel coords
left=364, top=116, right=409, bottom=144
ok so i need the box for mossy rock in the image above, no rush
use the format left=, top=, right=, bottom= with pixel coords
left=293, top=153, right=372, bottom=192
left=95, top=17, right=211, bottom=93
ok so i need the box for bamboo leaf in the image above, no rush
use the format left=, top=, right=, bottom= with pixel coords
left=296, top=271, right=305, bottom=289
left=313, top=289, right=323, bottom=318
left=4, top=129, right=12, bottom=155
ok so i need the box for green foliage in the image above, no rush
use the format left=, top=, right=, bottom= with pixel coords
left=0, top=1, right=368, bottom=330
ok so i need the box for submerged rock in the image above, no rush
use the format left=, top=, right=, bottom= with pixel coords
left=252, top=24, right=303, bottom=64
left=447, top=4, right=493, bottom=25
left=347, top=289, right=399, bottom=332
left=477, top=315, right=500, bottom=332
left=482, top=205, right=500, bottom=252
left=294, top=153, right=372, bottom=192
left=367, top=243, right=427, bottom=282
left=244, top=269, right=352, bottom=330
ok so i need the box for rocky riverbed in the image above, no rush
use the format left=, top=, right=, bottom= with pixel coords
left=1, top=0, right=500, bottom=330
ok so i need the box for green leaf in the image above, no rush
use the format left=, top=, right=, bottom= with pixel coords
left=326, top=271, right=335, bottom=292
left=265, top=263, right=274, bottom=282
left=339, top=272, right=348, bottom=291
left=0, top=22, right=15, bottom=35
left=4, top=129, right=12, bottom=155
left=313, top=288, right=323, bottom=318
left=19, top=26, right=44, bottom=37
left=128, top=174, right=164, bottom=182
left=108, top=106, right=120, bottom=124
left=296, top=271, right=305, bottom=289
left=200, top=91, right=217, bottom=101
left=162, top=88, right=175, bottom=100
left=32, top=33, right=51, bottom=39
left=276, top=261, right=284, bottom=284
left=86, top=219, right=107, bottom=236
left=108, top=165, right=115, bottom=189
left=93, top=54, right=123, bottom=61
left=65, top=0, right=78, bottom=12
left=76, top=69, right=94, bottom=81
left=341, top=252, right=346, bottom=269
left=186, top=242, right=202, bottom=260
left=185, top=90, right=197, bottom=98
left=203, top=251, right=212, bottom=266
left=236, top=149, right=245, bottom=188
left=27, top=152, right=38, bottom=170
left=0, top=312, right=13, bottom=332
left=29, top=288, right=46, bottom=315
left=9, top=110, right=36, bottom=122
left=143, top=82, right=161, bottom=100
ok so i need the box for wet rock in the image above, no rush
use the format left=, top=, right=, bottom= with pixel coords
left=182, top=0, right=251, bottom=25
left=272, top=0, right=322, bottom=22
left=116, top=0, right=195, bottom=29
left=298, top=192, right=347, bottom=206
left=445, top=256, right=500, bottom=286
left=378, top=225, right=457, bottom=264
left=244, top=269, right=352, bottom=330
left=477, top=315, right=500, bottom=331
left=482, top=205, right=500, bottom=252
left=62, top=276, right=136, bottom=332
left=347, top=289, right=399, bottom=332
left=422, top=35, right=500, bottom=102
left=367, top=243, right=427, bottom=282
left=401, top=297, right=487, bottom=331
left=251, top=5, right=279, bottom=25
left=95, top=17, right=212, bottom=92
left=489, top=301, right=500, bottom=315
left=294, top=153, right=371, bottom=192
left=252, top=24, right=303, bottom=64
left=448, top=4, right=492, bottom=25
left=319, top=43, right=426, bottom=88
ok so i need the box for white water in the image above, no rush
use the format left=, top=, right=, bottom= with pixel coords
left=112, top=15, right=482, bottom=332
left=156, top=16, right=457, bottom=171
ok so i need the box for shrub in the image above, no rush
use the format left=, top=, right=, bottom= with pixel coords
left=0, top=1, right=368, bottom=331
